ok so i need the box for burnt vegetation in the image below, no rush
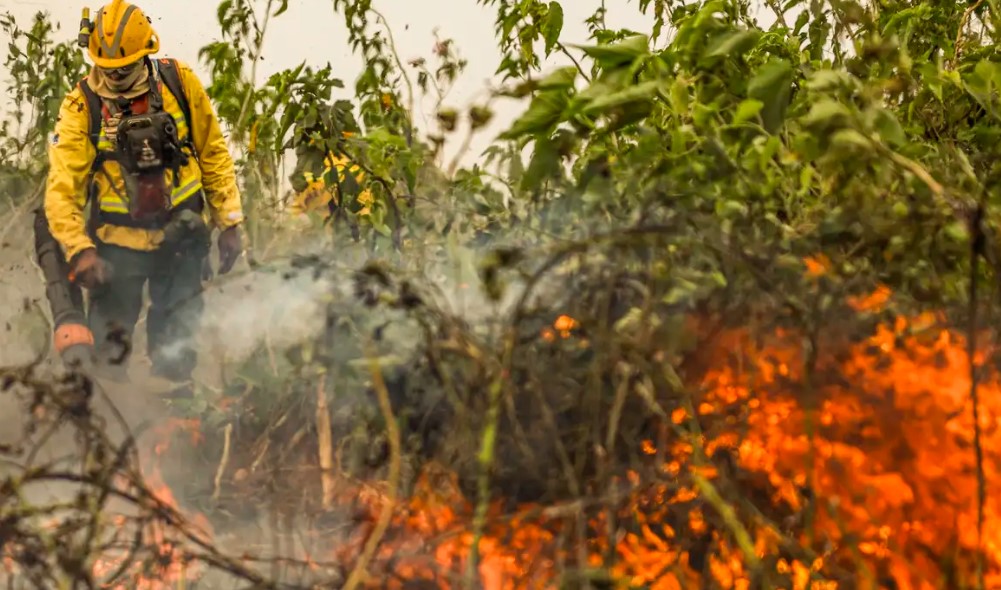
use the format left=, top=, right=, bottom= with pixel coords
left=3, top=0, right=1001, bottom=588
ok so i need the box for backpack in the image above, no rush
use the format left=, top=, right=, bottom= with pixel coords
left=77, top=58, right=198, bottom=229
left=77, top=57, right=194, bottom=169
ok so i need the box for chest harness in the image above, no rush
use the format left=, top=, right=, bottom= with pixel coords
left=78, top=57, right=200, bottom=227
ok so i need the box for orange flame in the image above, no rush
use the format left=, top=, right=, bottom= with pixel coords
left=12, top=268, right=1000, bottom=589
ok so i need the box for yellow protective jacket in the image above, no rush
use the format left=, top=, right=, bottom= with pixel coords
left=288, top=153, right=372, bottom=218
left=45, top=59, right=243, bottom=263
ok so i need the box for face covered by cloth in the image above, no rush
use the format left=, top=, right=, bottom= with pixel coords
left=88, top=59, right=150, bottom=99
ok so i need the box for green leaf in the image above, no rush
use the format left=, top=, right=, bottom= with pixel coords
left=962, top=60, right=1001, bottom=118
left=500, top=91, right=569, bottom=139
left=871, top=108, right=905, bottom=146
left=217, top=0, right=234, bottom=26
left=671, top=125, right=691, bottom=154
left=543, top=2, right=564, bottom=55
left=571, top=34, right=650, bottom=69
left=367, top=126, right=408, bottom=149
left=693, top=102, right=716, bottom=127
left=716, top=199, right=748, bottom=218
left=273, top=0, right=289, bottom=16
left=733, top=98, right=763, bottom=125
left=944, top=220, right=969, bottom=242
left=829, top=128, right=871, bottom=151
left=582, top=80, right=664, bottom=114
left=538, top=66, right=578, bottom=90
left=747, top=59, right=794, bottom=133
left=606, top=100, right=655, bottom=131
left=793, top=9, right=810, bottom=34
left=806, top=69, right=855, bottom=92
left=705, top=29, right=760, bottom=59
left=798, top=165, right=815, bottom=196
left=575, top=68, right=630, bottom=102
left=801, top=99, right=852, bottom=129
left=663, top=277, right=700, bottom=305
left=669, top=79, right=690, bottom=113
left=521, top=137, right=561, bottom=190
left=918, top=63, right=943, bottom=102
left=974, top=59, right=1001, bottom=85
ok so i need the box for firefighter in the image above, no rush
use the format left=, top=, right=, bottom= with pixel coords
left=45, top=0, right=244, bottom=396
left=287, top=151, right=374, bottom=223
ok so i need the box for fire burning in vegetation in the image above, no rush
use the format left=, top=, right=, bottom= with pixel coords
left=86, top=419, right=212, bottom=589
left=424, top=268, right=998, bottom=586
left=152, top=300, right=1001, bottom=588
left=4, top=273, right=1000, bottom=589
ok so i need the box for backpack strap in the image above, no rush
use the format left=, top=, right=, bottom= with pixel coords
left=77, top=77, right=114, bottom=235
left=156, top=58, right=197, bottom=157
left=78, top=77, right=104, bottom=156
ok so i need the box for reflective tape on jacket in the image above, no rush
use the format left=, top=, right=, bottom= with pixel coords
left=96, top=175, right=203, bottom=215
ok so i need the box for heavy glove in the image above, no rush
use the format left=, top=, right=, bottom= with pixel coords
left=217, top=226, right=242, bottom=275
left=68, top=248, right=110, bottom=289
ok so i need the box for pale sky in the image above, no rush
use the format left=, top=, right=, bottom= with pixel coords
left=0, top=0, right=659, bottom=168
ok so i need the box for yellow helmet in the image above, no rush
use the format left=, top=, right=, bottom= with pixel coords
left=88, top=0, right=160, bottom=69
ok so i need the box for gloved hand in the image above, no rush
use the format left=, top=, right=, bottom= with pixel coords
left=68, top=248, right=110, bottom=289
left=217, top=225, right=242, bottom=275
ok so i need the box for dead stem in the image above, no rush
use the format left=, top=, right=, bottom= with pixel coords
left=955, top=0, right=987, bottom=65
left=968, top=204, right=987, bottom=590
left=601, top=375, right=631, bottom=566
left=342, top=343, right=401, bottom=590
left=212, top=423, right=233, bottom=503
left=315, top=373, right=336, bottom=510
left=465, top=330, right=515, bottom=588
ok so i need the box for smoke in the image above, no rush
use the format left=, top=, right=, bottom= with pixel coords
left=0, top=224, right=49, bottom=368
left=0, top=182, right=613, bottom=587
left=190, top=262, right=338, bottom=368
left=187, top=214, right=536, bottom=368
